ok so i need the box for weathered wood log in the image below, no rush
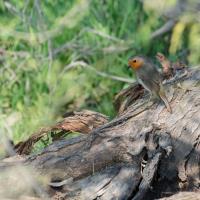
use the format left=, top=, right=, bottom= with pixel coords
left=0, top=67, right=199, bottom=200
left=15, top=110, right=108, bottom=155
left=25, top=67, right=200, bottom=199
left=158, top=192, right=200, bottom=200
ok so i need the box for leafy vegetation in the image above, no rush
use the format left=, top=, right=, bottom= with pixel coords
left=0, top=0, right=199, bottom=143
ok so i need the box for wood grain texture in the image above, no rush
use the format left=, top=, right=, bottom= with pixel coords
left=0, top=67, right=199, bottom=200
left=27, top=68, right=199, bottom=199
left=15, top=110, right=108, bottom=155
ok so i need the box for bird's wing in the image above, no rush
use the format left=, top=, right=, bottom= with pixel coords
left=137, top=63, right=161, bottom=93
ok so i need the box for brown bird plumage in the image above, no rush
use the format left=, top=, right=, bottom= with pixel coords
left=128, top=55, right=172, bottom=113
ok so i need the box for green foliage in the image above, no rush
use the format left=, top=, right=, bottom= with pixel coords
left=33, top=131, right=81, bottom=153
left=0, top=0, right=198, bottom=143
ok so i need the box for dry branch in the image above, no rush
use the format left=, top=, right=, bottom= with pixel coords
left=1, top=66, right=200, bottom=200
left=24, top=67, right=199, bottom=199
left=15, top=110, right=108, bottom=155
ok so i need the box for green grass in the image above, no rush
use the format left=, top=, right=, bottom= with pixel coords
left=0, top=0, right=199, bottom=144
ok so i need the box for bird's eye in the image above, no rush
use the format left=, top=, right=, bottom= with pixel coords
left=133, top=60, right=136, bottom=63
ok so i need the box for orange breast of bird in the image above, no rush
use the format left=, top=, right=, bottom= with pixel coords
left=128, top=59, right=144, bottom=70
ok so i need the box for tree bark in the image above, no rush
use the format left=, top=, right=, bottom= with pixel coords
left=0, top=67, right=199, bottom=200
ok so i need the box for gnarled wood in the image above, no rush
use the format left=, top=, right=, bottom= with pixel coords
left=0, top=67, right=199, bottom=200
left=26, top=67, right=200, bottom=199
left=15, top=110, right=108, bottom=155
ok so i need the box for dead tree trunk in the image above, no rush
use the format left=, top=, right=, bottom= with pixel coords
left=1, top=67, right=200, bottom=200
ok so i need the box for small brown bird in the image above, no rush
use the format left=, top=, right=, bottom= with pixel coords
left=128, top=55, right=172, bottom=113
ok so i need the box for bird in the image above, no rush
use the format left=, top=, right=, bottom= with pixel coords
left=128, top=55, right=172, bottom=113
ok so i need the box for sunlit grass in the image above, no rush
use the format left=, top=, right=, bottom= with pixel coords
left=0, top=0, right=199, bottom=144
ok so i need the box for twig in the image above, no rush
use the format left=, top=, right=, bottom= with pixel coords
left=151, top=19, right=177, bottom=39
left=4, top=1, right=22, bottom=17
left=85, top=28, right=123, bottom=42
left=22, top=0, right=31, bottom=30
left=0, top=0, right=90, bottom=44
left=34, top=0, right=53, bottom=85
left=61, top=61, right=134, bottom=83
left=87, top=64, right=134, bottom=83
left=52, top=42, right=79, bottom=57
left=0, top=48, right=31, bottom=58
left=52, top=28, right=133, bottom=57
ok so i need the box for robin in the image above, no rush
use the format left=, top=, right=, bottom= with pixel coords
left=128, top=55, right=172, bottom=113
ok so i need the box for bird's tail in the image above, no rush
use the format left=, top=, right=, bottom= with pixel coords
left=158, top=87, right=172, bottom=113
